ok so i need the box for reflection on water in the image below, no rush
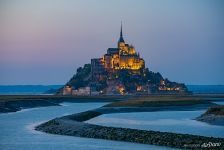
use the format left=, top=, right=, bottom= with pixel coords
left=87, top=110, right=224, bottom=138
left=0, top=102, right=170, bottom=150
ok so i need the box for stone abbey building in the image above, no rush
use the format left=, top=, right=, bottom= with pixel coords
left=91, top=24, right=145, bottom=81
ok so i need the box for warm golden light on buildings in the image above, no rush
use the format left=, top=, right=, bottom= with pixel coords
left=62, top=24, right=188, bottom=96
left=137, top=86, right=142, bottom=91
left=117, top=85, right=125, bottom=95
left=100, top=24, right=145, bottom=72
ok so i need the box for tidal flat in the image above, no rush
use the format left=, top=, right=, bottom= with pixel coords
left=31, top=94, right=224, bottom=149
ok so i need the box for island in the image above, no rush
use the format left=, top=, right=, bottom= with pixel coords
left=57, top=24, right=189, bottom=96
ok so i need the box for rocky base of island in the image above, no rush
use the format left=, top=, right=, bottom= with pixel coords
left=35, top=99, right=224, bottom=150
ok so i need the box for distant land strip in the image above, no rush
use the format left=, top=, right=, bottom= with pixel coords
left=0, top=94, right=224, bottom=113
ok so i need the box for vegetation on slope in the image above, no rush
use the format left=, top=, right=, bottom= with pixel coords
left=66, top=64, right=91, bottom=89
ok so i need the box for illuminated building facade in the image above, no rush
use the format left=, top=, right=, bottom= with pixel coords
left=103, top=24, right=145, bottom=71
left=91, top=24, right=145, bottom=80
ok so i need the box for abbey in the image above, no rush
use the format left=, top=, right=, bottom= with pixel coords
left=91, top=24, right=145, bottom=81
left=104, top=24, right=145, bottom=71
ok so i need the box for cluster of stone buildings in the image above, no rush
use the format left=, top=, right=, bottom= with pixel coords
left=91, top=24, right=145, bottom=82
left=158, top=80, right=179, bottom=91
left=61, top=24, right=187, bottom=96
left=62, top=86, right=91, bottom=96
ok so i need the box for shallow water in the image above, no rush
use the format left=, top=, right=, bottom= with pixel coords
left=214, top=101, right=224, bottom=105
left=0, top=102, right=171, bottom=150
left=87, top=110, right=224, bottom=138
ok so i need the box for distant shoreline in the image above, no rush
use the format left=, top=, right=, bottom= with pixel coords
left=0, top=95, right=124, bottom=113
left=1, top=85, right=224, bottom=95
left=0, top=94, right=224, bottom=113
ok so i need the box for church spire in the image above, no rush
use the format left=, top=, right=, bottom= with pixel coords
left=118, top=22, right=125, bottom=43
left=120, top=22, right=123, bottom=37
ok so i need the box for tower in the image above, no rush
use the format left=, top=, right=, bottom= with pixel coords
left=118, top=22, right=125, bottom=48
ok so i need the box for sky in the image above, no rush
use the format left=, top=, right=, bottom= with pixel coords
left=0, top=0, right=224, bottom=85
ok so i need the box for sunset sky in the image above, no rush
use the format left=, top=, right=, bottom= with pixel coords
left=0, top=0, right=224, bottom=85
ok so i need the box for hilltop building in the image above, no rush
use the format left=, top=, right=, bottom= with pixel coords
left=60, top=23, right=189, bottom=95
left=91, top=24, right=145, bottom=81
